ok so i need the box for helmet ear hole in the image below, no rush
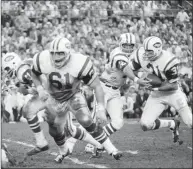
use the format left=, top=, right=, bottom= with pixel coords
left=4, top=67, right=10, bottom=71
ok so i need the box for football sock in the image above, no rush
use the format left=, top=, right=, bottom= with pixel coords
left=152, top=119, right=175, bottom=130
left=103, top=123, right=117, bottom=136
left=28, top=115, right=47, bottom=147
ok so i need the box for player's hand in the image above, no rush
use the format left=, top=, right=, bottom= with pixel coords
left=96, top=104, right=107, bottom=124
left=37, top=86, right=49, bottom=101
left=136, top=78, right=152, bottom=87
left=27, top=87, right=38, bottom=95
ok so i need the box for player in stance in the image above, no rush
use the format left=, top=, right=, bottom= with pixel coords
left=123, top=36, right=192, bottom=142
left=99, top=33, right=150, bottom=137
left=31, top=37, right=122, bottom=160
left=2, top=52, right=105, bottom=161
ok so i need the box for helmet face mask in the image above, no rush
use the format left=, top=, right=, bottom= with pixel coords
left=49, top=37, right=71, bottom=69
left=119, top=33, right=136, bottom=55
left=2, top=52, right=21, bottom=78
left=121, top=43, right=135, bottom=53
left=143, top=36, right=162, bottom=62
left=50, top=51, right=70, bottom=68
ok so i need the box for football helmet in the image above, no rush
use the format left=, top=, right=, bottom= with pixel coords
left=119, top=33, right=136, bottom=54
left=143, top=36, right=162, bottom=61
left=2, top=52, right=21, bottom=78
left=49, top=37, right=71, bottom=68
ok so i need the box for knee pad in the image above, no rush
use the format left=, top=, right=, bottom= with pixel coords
left=140, top=119, right=153, bottom=131
left=75, top=111, right=93, bottom=128
left=178, top=106, right=192, bottom=128
left=48, top=123, right=59, bottom=138
left=22, top=96, right=39, bottom=119
left=111, top=118, right=124, bottom=130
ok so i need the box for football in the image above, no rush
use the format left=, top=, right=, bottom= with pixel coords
left=145, top=74, right=162, bottom=87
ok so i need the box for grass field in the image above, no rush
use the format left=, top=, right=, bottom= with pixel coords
left=2, top=119, right=192, bottom=168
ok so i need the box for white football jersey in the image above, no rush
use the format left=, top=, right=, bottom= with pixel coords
left=129, top=47, right=179, bottom=83
left=100, top=47, right=131, bottom=87
left=32, top=50, right=97, bottom=102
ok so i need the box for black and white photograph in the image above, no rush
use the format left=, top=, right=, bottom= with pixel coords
left=1, top=0, right=192, bottom=168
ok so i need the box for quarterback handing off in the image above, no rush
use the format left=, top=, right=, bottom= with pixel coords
left=100, top=33, right=150, bottom=137
left=31, top=37, right=122, bottom=160
left=124, top=36, right=192, bottom=143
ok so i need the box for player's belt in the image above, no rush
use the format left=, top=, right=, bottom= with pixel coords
left=105, top=84, right=119, bottom=90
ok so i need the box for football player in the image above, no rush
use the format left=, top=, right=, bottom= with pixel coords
left=2, top=53, right=104, bottom=161
left=31, top=37, right=122, bottom=161
left=123, top=36, right=192, bottom=142
left=99, top=33, right=150, bottom=138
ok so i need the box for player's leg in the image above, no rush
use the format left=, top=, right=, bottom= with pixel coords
left=140, top=96, right=177, bottom=131
left=22, top=95, right=48, bottom=156
left=66, top=111, right=103, bottom=149
left=170, top=90, right=192, bottom=128
left=54, top=111, right=104, bottom=163
left=103, top=97, right=124, bottom=137
left=69, top=92, right=122, bottom=160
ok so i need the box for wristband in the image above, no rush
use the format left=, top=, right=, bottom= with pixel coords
left=36, top=85, right=44, bottom=92
left=134, top=77, right=139, bottom=83
left=153, top=88, right=159, bottom=91
left=137, top=72, right=143, bottom=78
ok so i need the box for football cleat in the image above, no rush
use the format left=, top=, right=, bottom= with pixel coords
left=27, top=145, right=49, bottom=156
left=171, top=119, right=182, bottom=144
left=54, top=149, right=71, bottom=163
left=110, top=150, right=123, bottom=160
left=91, top=147, right=105, bottom=158
left=85, top=143, right=95, bottom=154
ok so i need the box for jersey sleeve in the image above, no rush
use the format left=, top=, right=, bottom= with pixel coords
left=77, top=57, right=97, bottom=85
left=164, top=56, right=179, bottom=83
left=128, top=48, right=142, bottom=71
left=32, top=52, right=42, bottom=76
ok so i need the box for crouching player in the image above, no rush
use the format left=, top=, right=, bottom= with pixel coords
left=31, top=37, right=122, bottom=161
left=2, top=52, right=104, bottom=161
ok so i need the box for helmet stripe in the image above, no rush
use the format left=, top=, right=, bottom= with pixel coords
left=56, top=37, right=63, bottom=51
left=145, top=37, right=154, bottom=50
left=52, top=39, right=57, bottom=52
left=130, top=33, right=132, bottom=44
left=126, top=34, right=129, bottom=43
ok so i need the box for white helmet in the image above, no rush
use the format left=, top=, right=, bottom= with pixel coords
left=119, top=33, right=136, bottom=54
left=2, top=52, right=21, bottom=78
left=143, top=36, right=162, bottom=61
left=49, top=37, right=71, bottom=68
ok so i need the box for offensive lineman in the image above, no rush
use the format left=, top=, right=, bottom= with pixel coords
left=123, top=36, right=192, bottom=142
left=2, top=53, right=105, bottom=162
left=31, top=37, right=122, bottom=160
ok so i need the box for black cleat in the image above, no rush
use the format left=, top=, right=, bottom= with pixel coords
left=54, top=150, right=70, bottom=163
left=110, top=151, right=122, bottom=160
left=91, top=147, right=105, bottom=158
left=171, top=119, right=181, bottom=143
left=27, top=145, right=49, bottom=156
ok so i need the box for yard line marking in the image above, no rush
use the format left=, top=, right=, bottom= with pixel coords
left=122, top=150, right=139, bottom=154
left=187, top=147, right=192, bottom=150
left=3, top=139, right=108, bottom=168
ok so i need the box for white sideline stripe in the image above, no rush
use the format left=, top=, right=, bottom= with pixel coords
left=187, top=147, right=192, bottom=150
left=2, top=139, right=108, bottom=168
left=122, top=150, right=139, bottom=154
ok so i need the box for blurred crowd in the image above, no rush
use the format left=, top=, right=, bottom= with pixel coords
left=1, top=1, right=192, bottom=122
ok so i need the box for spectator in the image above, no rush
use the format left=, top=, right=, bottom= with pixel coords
left=14, top=10, right=31, bottom=33
left=176, top=7, right=190, bottom=23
